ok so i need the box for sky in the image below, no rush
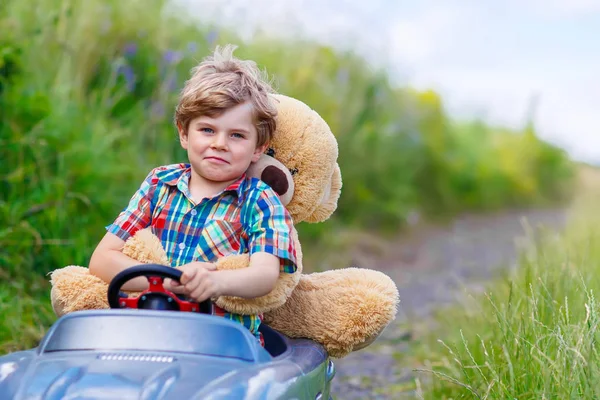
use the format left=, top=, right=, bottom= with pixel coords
left=176, top=0, right=600, bottom=164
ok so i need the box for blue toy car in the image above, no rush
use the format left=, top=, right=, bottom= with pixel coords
left=0, top=265, right=336, bottom=399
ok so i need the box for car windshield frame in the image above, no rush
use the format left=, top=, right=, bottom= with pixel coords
left=39, top=311, right=260, bottom=362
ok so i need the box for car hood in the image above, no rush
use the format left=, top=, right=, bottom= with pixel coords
left=0, top=350, right=303, bottom=400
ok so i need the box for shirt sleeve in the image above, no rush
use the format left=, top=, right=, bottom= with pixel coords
left=106, top=169, right=157, bottom=241
left=247, top=188, right=297, bottom=274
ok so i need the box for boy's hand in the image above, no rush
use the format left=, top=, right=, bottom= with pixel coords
left=163, top=262, right=220, bottom=302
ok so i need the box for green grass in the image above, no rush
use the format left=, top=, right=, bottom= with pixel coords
left=0, top=275, right=55, bottom=353
left=402, top=167, right=600, bottom=399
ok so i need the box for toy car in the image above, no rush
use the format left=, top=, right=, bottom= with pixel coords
left=0, top=265, right=335, bottom=399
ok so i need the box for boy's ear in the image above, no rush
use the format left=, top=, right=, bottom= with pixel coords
left=252, top=142, right=268, bottom=163
left=177, top=122, right=188, bottom=149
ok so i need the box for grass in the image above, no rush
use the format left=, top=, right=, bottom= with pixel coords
left=0, top=274, right=55, bottom=353
left=400, top=166, right=600, bottom=399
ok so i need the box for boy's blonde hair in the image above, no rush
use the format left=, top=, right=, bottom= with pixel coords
left=174, top=45, right=277, bottom=147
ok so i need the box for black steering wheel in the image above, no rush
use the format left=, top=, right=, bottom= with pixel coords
left=107, top=264, right=211, bottom=314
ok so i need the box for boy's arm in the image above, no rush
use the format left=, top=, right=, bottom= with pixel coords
left=89, top=232, right=150, bottom=291
left=214, top=252, right=280, bottom=298
left=89, top=168, right=159, bottom=291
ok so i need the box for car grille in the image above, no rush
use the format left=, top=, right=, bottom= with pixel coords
left=97, top=353, right=175, bottom=363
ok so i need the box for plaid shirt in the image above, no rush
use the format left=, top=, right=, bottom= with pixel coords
left=107, top=163, right=297, bottom=340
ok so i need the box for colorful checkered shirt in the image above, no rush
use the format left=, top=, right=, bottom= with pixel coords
left=106, top=163, right=297, bottom=340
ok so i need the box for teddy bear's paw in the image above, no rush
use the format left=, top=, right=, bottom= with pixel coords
left=335, top=268, right=399, bottom=335
left=314, top=279, right=397, bottom=358
left=263, top=267, right=399, bottom=358
left=123, top=228, right=170, bottom=266
left=49, top=265, right=111, bottom=317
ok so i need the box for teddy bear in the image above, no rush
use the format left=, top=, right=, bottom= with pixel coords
left=49, top=94, right=399, bottom=358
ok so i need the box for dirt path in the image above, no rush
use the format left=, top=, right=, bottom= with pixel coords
left=330, top=207, right=569, bottom=399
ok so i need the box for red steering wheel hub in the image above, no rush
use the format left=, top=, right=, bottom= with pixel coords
left=107, top=264, right=212, bottom=314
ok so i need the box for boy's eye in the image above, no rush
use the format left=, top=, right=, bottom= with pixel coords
left=200, top=127, right=214, bottom=133
left=231, top=132, right=245, bottom=139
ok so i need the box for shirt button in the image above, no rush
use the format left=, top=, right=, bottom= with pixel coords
left=178, top=243, right=186, bottom=250
left=190, top=209, right=197, bottom=216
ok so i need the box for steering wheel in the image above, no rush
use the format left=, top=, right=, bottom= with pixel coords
left=107, top=264, right=211, bottom=314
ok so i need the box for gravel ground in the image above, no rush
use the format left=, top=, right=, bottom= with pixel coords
left=330, top=208, right=569, bottom=399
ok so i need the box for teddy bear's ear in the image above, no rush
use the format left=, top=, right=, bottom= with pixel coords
left=247, top=154, right=295, bottom=206
left=304, top=163, right=342, bottom=223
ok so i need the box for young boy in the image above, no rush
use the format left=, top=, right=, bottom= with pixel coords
left=89, top=45, right=297, bottom=342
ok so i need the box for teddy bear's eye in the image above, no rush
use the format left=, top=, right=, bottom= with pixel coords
left=266, top=148, right=276, bottom=157
left=289, top=168, right=299, bottom=176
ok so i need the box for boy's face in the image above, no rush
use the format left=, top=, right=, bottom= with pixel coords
left=178, top=102, right=267, bottom=186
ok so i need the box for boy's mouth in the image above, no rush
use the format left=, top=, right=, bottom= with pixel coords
left=204, top=156, right=229, bottom=164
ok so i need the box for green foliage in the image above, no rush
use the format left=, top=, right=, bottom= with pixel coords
left=414, top=97, right=574, bottom=216
left=0, top=0, right=574, bottom=351
left=0, top=274, right=55, bottom=354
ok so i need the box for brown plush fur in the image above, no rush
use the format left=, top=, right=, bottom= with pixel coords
left=122, top=227, right=170, bottom=265
left=267, top=95, right=341, bottom=223
left=50, top=266, right=110, bottom=315
left=48, top=94, right=399, bottom=358
left=264, top=268, right=399, bottom=358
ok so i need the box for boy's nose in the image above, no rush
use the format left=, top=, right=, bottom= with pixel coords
left=211, top=133, right=228, bottom=150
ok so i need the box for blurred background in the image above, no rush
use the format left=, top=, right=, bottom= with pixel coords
left=1, top=0, right=598, bottom=396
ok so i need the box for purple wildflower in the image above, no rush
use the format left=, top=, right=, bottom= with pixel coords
left=163, top=50, right=183, bottom=65
left=186, top=41, right=198, bottom=54
left=117, top=64, right=136, bottom=92
left=166, top=74, right=179, bottom=92
left=123, top=42, right=137, bottom=58
left=150, top=101, right=166, bottom=120
left=205, top=29, right=218, bottom=47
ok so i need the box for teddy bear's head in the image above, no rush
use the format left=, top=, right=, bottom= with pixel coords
left=247, top=94, right=342, bottom=223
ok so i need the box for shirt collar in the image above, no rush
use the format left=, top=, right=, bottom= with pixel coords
left=157, top=164, right=247, bottom=203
